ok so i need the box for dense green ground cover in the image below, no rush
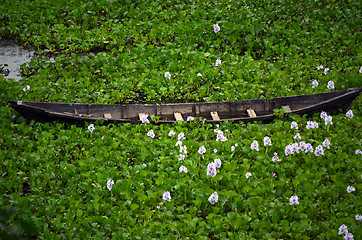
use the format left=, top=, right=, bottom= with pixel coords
left=0, top=0, right=361, bottom=239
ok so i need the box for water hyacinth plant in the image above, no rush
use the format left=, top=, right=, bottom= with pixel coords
left=0, top=0, right=361, bottom=239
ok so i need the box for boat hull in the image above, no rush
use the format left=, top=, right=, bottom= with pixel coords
left=8, top=88, right=361, bottom=124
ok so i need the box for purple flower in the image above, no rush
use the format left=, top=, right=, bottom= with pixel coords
left=306, top=121, right=318, bottom=129
left=289, top=195, right=299, bottom=205
left=271, top=172, right=276, bottom=178
left=324, top=115, right=333, bottom=126
left=163, top=191, right=171, bottom=202
left=168, top=130, right=175, bottom=137
left=107, top=179, right=114, bottom=191
left=179, top=166, right=188, bottom=173
left=198, top=146, right=206, bottom=154
left=324, top=68, right=330, bottom=75
left=344, top=233, right=354, bottom=240
left=347, top=186, right=355, bottom=193
left=180, top=145, right=187, bottom=155
left=73, top=227, right=76, bottom=231
left=207, top=162, right=217, bottom=177
left=359, top=66, right=362, bottom=73
left=215, top=129, right=227, bottom=142
left=165, top=72, right=171, bottom=79
left=356, top=214, right=362, bottom=221
left=264, top=136, right=272, bottom=147
left=327, top=80, right=334, bottom=89
left=142, top=163, right=146, bottom=167
left=177, top=132, right=185, bottom=140
left=346, top=110, right=353, bottom=118
left=305, top=143, right=313, bottom=153
left=299, top=141, right=307, bottom=152
left=141, top=114, right=149, bottom=124
left=314, top=145, right=324, bottom=156
left=320, top=111, right=328, bottom=120
left=356, top=149, right=362, bottom=155
left=213, top=149, right=217, bottom=154
left=88, top=124, right=95, bottom=133
left=291, top=143, right=299, bottom=153
left=175, top=140, right=182, bottom=147
left=272, top=152, right=280, bottom=162
left=285, top=144, right=293, bottom=156
left=312, top=80, right=318, bottom=88
left=214, top=158, right=221, bottom=168
left=317, top=65, right=324, bottom=70
left=323, top=139, right=330, bottom=149
left=246, top=172, right=252, bottom=179
left=213, top=24, right=220, bottom=33
left=208, top=192, right=218, bottom=204
left=294, top=133, right=301, bottom=141
left=251, top=140, right=259, bottom=151
left=147, top=129, right=155, bottom=138
left=291, top=121, right=298, bottom=130
left=178, top=154, right=186, bottom=160
left=231, top=145, right=235, bottom=152
left=197, top=73, right=202, bottom=77
left=215, top=59, right=221, bottom=67
left=338, top=224, right=348, bottom=235
left=186, top=116, right=194, bottom=121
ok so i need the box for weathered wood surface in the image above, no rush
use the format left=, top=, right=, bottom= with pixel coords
left=8, top=88, right=361, bottom=124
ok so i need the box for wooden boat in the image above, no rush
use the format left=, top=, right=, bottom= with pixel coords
left=8, top=88, right=361, bottom=124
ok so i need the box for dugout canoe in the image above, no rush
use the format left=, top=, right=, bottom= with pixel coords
left=8, top=88, right=361, bottom=124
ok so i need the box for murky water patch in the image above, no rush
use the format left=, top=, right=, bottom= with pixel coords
left=0, top=39, right=35, bottom=82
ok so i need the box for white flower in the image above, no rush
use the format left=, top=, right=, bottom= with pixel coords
left=177, top=132, right=185, bottom=140
left=327, top=80, right=334, bottom=89
left=272, top=152, right=280, bottom=162
left=207, top=162, right=217, bottom=177
left=168, top=130, right=175, bottom=137
left=23, top=85, right=30, bottom=92
left=231, top=146, right=235, bottom=152
left=163, top=191, right=171, bottom=202
left=214, top=158, right=221, bottom=168
left=359, top=66, right=362, bottom=73
left=344, top=233, right=354, bottom=240
left=246, top=172, right=252, bottom=179
left=263, top=136, right=271, bottom=147
left=179, top=166, right=188, bottom=173
left=198, top=146, right=206, bottom=154
left=186, top=116, right=194, bottom=121
left=107, top=179, right=114, bottom=191
left=197, top=73, right=202, bottom=77
left=289, top=195, right=299, bottom=205
left=323, top=139, right=330, bottom=149
left=347, top=186, right=355, bottom=193
left=355, top=149, right=362, bottom=155
left=213, top=24, right=220, bottom=33
left=141, top=114, right=149, bottom=124
left=208, top=192, right=218, bottom=204
left=338, top=224, right=348, bottom=235
left=317, top=65, right=324, bottom=70
left=312, top=80, right=318, bottom=88
left=213, top=149, right=217, bottom=154
left=323, top=68, right=329, bottom=75
left=294, top=133, right=301, bottom=141
left=324, top=115, right=333, bottom=126
left=291, top=121, right=298, bottom=130
left=88, top=124, right=95, bottom=133
left=164, top=72, right=171, bottom=79
left=346, top=110, right=353, bottom=118
left=147, top=129, right=155, bottom=138
left=215, top=59, right=221, bottom=67
left=251, top=140, right=259, bottom=151
left=320, top=111, right=328, bottom=120
left=356, top=214, right=362, bottom=221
